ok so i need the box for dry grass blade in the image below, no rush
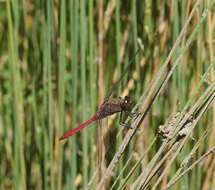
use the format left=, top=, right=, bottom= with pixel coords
left=116, top=136, right=157, bottom=190
left=166, top=129, right=210, bottom=187
left=165, top=146, right=215, bottom=189
left=139, top=83, right=215, bottom=190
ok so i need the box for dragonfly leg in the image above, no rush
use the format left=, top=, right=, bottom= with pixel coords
left=120, top=120, right=133, bottom=129
left=125, top=110, right=141, bottom=118
left=119, top=111, right=133, bottom=129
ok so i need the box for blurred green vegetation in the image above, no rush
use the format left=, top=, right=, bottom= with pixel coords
left=0, top=0, right=214, bottom=190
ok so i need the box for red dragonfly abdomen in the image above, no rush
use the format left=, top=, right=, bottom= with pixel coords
left=59, top=114, right=98, bottom=140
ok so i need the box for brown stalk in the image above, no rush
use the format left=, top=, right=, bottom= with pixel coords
left=104, top=0, right=116, bottom=35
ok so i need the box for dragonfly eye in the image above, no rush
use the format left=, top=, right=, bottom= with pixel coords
left=121, top=96, right=133, bottom=110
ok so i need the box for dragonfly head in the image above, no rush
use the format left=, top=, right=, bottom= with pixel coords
left=121, top=96, right=134, bottom=111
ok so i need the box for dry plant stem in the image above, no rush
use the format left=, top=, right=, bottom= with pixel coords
left=136, top=71, right=214, bottom=188
left=131, top=142, right=166, bottom=190
left=171, top=82, right=215, bottom=140
left=104, top=0, right=116, bottom=35
left=86, top=169, right=98, bottom=188
left=167, top=129, right=210, bottom=186
left=160, top=157, right=170, bottom=190
left=180, top=129, right=210, bottom=167
left=150, top=89, right=215, bottom=190
left=151, top=133, right=198, bottom=190
left=138, top=83, right=215, bottom=189
left=202, top=157, right=215, bottom=190
left=118, top=136, right=158, bottom=190
left=94, top=1, right=202, bottom=189
left=133, top=114, right=185, bottom=188
left=150, top=136, right=192, bottom=189
left=139, top=142, right=180, bottom=190
left=110, top=153, right=133, bottom=190
left=119, top=23, right=130, bottom=64
left=165, top=146, right=215, bottom=189
left=131, top=142, right=169, bottom=189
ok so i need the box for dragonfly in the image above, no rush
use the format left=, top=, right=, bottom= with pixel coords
left=59, top=49, right=141, bottom=141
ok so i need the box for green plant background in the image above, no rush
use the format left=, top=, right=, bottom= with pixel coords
left=0, top=0, right=214, bottom=190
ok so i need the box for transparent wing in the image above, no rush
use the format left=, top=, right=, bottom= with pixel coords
left=104, top=48, right=141, bottom=101
left=97, top=119, right=103, bottom=181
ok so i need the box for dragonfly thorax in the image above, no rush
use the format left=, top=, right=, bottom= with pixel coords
left=96, top=96, right=134, bottom=120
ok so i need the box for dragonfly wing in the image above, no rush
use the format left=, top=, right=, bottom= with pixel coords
left=104, top=48, right=141, bottom=101
left=97, top=119, right=104, bottom=182
left=97, top=118, right=109, bottom=182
